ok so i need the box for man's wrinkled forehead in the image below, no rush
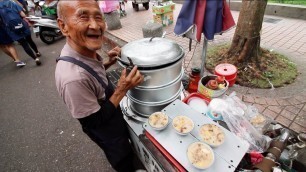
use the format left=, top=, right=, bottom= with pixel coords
left=75, top=7, right=102, bottom=16
left=59, top=0, right=100, bottom=15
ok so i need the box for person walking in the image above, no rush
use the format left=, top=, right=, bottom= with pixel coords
left=0, top=13, right=26, bottom=67
left=0, top=0, right=41, bottom=66
left=42, top=0, right=57, bottom=18
left=16, top=0, right=28, bottom=15
left=33, top=0, right=42, bottom=16
left=55, top=1, right=145, bottom=171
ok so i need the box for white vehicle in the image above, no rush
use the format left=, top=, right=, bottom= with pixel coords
left=26, top=15, right=62, bottom=44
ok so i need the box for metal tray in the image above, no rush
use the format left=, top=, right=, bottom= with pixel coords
left=143, top=99, right=249, bottom=172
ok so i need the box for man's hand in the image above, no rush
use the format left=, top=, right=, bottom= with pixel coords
left=117, top=66, right=143, bottom=91
left=109, top=66, right=144, bottom=107
left=106, top=46, right=121, bottom=66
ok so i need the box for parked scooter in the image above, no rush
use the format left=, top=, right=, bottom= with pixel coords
left=26, top=15, right=62, bottom=44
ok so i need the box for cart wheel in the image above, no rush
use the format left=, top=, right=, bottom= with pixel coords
left=143, top=2, right=149, bottom=10
left=134, top=4, right=139, bottom=11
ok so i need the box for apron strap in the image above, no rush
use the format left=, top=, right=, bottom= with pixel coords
left=56, top=56, right=108, bottom=89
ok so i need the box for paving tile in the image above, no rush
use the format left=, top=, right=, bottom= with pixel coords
left=267, top=105, right=283, bottom=114
left=296, top=113, right=306, bottom=131
left=243, top=95, right=255, bottom=104
left=228, top=86, right=249, bottom=95
left=276, top=115, right=292, bottom=127
left=285, top=98, right=301, bottom=105
left=265, top=98, right=279, bottom=106
left=294, top=115, right=306, bottom=127
left=254, top=97, right=267, bottom=105
left=280, top=110, right=296, bottom=120
left=296, top=104, right=304, bottom=109
left=276, top=99, right=292, bottom=106
left=235, top=92, right=243, bottom=101
left=263, top=109, right=278, bottom=120
left=284, top=105, right=303, bottom=115
left=252, top=104, right=266, bottom=113
left=298, top=110, right=306, bottom=118
left=290, top=123, right=306, bottom=133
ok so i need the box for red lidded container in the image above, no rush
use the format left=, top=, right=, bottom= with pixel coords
left=214, top=63, right=237, bottom=87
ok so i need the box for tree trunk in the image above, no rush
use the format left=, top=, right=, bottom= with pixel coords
left=226, top=0, right=267, bottom=66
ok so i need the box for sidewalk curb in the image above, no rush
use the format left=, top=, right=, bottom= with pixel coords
left=103, top=31, right=127, bottom=50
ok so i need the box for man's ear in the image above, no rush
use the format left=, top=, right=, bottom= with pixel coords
left=57, top=19, right=69, bottom=37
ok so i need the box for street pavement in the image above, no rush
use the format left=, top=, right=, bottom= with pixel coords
left=0, top=1, right=305, bottom=171
left=106, top=1, right=306, bottom=133
left=0, top=38, right=114, bottom=171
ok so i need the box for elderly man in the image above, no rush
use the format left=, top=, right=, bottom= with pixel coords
left=55, top=0, right=144, bottom=171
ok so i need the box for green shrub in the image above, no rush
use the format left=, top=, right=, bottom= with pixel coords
left=268, top=0, right=306, bottom=5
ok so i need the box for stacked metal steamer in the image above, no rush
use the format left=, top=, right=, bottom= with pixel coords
left=119, top=37, right=185, bottom=118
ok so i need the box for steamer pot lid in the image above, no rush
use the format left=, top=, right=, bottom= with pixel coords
left=120, top=38, right=183, bottom=67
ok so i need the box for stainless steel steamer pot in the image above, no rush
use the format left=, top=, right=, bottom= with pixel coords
left=119, top=37, right=185, bottom=116
left=127, top=68, right=183, bottom=102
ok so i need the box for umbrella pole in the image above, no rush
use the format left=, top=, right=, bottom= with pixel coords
left=200, top=38, right=208, bottom=77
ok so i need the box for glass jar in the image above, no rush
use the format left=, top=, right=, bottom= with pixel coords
left=188, top=68, right=201, bottom=93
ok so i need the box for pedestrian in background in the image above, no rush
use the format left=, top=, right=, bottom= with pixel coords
left=33, top=0, right=42, bottom=16
left=55, top=1, right=145, bottom=171
left=0, top=31, right=26, bottom=68
left=16, top=0, right=28, bottom=15
left=0, top=1, right=26, bottom=67
left=0, top=0, right=42, bottom=66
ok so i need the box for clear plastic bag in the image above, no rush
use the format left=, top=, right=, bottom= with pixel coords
left=221, top=107, right=271, bottom=153
left=225, top=92, right=273, bottom=134
left=220, top=92, right=271, bottom=152
left=225, top=92, right=248, bottom=112
left=245, top=105, right=273, bottom=134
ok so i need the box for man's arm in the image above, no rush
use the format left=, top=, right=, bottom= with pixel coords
left=103, top=46, right=120, bottom=70
left=79, top=66, right=144, bottom=128
left=109, top=66, right=144, bottom=107
left=19, top=10, right=26, bottom=18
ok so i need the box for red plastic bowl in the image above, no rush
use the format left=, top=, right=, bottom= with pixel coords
left=182, top=93, right=211, bottom=104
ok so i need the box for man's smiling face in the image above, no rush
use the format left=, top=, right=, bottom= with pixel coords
left=60, top=0, right=106, bottom=55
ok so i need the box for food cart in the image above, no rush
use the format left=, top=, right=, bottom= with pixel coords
left=106, top=37, right=294, bottom=172
left=122, top=98, right=250, bottom=171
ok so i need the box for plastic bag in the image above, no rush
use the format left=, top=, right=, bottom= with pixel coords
left=225, top=92, right=248, bottom=112
left=226, top=92, right=272, bottom=134
left=245, top=105, right=273, bottom=134
left=221, top=107, right=271, bottom=153
left=220, top=92, right=271, bottom=152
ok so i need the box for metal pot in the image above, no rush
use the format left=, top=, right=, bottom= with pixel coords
left=127, top=71, right=183, bottom=102
left=120, top=37, right=185, bottom=117
left=119, top=37, right=184, bottom=87
left=127, top=87, right=182, bottom=117
left=118, top=58, right=183, bottom=88
left=120, top=37, right=184, bottom=68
